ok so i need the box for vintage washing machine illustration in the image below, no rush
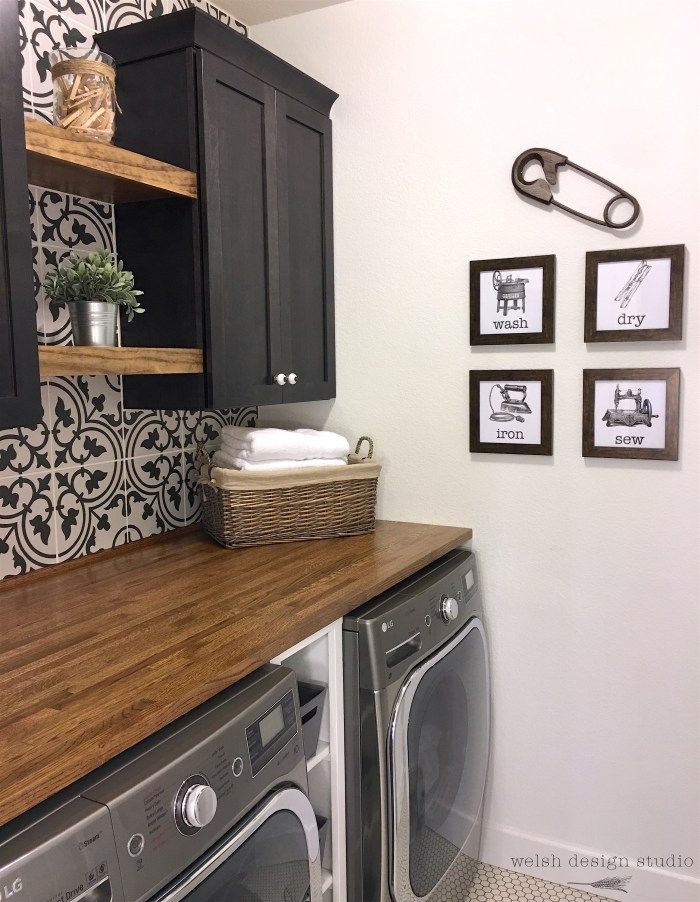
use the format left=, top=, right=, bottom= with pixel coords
left=493, top=270, right=528, bottom=315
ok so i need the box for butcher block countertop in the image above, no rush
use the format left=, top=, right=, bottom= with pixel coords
left=0, top=519, right=471, bottom=828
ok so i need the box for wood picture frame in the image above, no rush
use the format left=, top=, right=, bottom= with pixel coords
left=582, top=368, right=680, bottom=461
left=584, top=245, right=685, bottom=342
left=470, top=255, right=555, bottom=345
left=470, top=369, right=553, bottom=455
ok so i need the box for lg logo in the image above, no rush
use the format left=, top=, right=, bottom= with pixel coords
left=1, top=878, right=23, bottom=899
left=381, top=619, right=394, bottom=633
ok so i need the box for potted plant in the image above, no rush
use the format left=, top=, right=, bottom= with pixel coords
left=43, top=250, right=144, bottom=346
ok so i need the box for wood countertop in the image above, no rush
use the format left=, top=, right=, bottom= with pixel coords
left=0, top=520, right=471, bottom=828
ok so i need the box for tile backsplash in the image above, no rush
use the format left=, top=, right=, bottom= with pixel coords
left=1, top=0, right=257, bottom=580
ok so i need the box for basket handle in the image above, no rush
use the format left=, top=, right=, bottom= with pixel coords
left=195, top=441, right=214, bottom=486
left=353, top=436, right=374, bottom=460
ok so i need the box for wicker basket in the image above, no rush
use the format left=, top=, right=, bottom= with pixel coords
left=197, top=437, right=380, bottom=548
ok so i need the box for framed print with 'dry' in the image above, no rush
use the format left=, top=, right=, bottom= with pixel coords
left=584, top=245, right=685, bottom=342
left=470, top=255, right=555, bottom=345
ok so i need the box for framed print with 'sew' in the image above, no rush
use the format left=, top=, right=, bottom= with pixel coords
left=582, top=368, right=680, bottom=460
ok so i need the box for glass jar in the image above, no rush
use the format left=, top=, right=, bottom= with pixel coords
left=51, top=48, right=117, bottom=144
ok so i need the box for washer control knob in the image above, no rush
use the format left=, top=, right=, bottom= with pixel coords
left=181, top=783, right=218, bottom=829
left=439, top=594, right=459, bottom=622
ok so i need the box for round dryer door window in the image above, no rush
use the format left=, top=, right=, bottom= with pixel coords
left=156, top=787, right=321, bottom=902
left=389, top=619, right=490, bottom=901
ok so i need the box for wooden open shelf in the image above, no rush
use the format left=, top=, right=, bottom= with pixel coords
left=25, top=117, right=197, bottom=203
left=38, top=345, right=203, bottom=377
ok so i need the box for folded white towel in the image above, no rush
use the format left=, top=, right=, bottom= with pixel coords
left=213, top=450, right=348, bottom=472
left=219, top=426, right=350, bottom=462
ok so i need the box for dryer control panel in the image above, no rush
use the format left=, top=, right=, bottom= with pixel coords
left=345, top=550, right=481, bottom=691
left=81, top=666, right=303, bottom=902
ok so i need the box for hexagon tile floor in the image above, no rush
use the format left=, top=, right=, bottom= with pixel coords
left=464, top=861, right=616, bottom=901
left=407, top=826, right=616, bottom=901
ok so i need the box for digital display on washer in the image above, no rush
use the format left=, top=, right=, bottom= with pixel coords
left=246, top=690, right=297, bottom=776
left=259, top=703, right=285, bottom=746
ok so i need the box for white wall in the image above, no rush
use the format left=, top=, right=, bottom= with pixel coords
left=252, top=2, right=700, bottom=899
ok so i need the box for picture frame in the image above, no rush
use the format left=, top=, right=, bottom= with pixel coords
left=469, top=369, right=553, bottom=455
left=584, top=245, right=685, bottom=342
left=470, top=255, right=555, bottom=345
left=582, top=368, right=680, bottom=461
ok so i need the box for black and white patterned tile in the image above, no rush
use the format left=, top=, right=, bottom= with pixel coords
left=103, top=0, right=163, bottom=30
left=50, top=0, right=104, bottom=30
left=182, top=448, right=201, bottom=524
left=125, top=452, right=188, bottom=538
left=38, top=244, right=71, bottom=344
left=123, top=408, right=183, bottom=458
left=0, top=471, right=56, bottom=578
left=54, top=459, right=128, bottom=561
left=183, top=407, right=258, bottom=448
left=37, top=189, right=114, bottom=252
left=0, top=383, right=52, bottom=476
left=1, top=0, right=257, bottom=582
left=23, top=0, right=95, bottom=122
left=49, top=375, right=123, bottom=467
left=28, top=187, right=38, bottom=244
left=19, top=2, right=35, bottom=115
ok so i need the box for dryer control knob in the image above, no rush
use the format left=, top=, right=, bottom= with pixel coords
left=439, top=594, right=459, bottom=622
left=181, top=783, right=218, bottom=829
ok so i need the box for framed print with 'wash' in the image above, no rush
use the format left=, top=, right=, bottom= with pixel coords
left=470, top=255, right=555, bottom=345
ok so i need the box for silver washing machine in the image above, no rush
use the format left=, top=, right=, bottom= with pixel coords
left=0, top=665, right=322, bottom=902
left=344, top=550, right=490, bottom=902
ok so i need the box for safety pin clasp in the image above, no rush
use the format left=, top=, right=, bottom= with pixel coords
left=511, top=147, right=640, bottom=230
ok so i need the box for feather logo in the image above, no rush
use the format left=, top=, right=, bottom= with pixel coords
left=568, top=875, right=632, bottom=893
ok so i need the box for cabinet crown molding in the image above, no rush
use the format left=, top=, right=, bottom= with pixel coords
left=97, top=8, right=339, bottom=118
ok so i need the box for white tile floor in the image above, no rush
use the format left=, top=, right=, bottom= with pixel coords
left=464, top=861, right=616, bottom=901
left=406, top=827, right=616, bottom=901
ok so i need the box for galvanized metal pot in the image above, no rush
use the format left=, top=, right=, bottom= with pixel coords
left=66, top=300, right=118, bottom=346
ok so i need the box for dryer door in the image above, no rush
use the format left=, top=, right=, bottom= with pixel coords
left=155, top=787, right=321, bottom=902
left=388, top=618, right=490, bottom=901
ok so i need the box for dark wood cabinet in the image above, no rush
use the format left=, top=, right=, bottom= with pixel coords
left=98, top=10, right=337, bottom=410
left=277, top=96, right=335, bottom=402
left=0, top=2, right=41, bottom=428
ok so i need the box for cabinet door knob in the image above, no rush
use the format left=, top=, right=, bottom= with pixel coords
left=287, top=372, right=298, bottom=385
left=274, top=373, right=287, bottom=386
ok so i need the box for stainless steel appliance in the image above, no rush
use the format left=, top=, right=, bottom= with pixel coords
left=344, top=550, right=490, bottom=902
left=0, top=665, right=321, bottom=902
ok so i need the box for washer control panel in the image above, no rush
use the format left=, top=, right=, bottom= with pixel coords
left=348, top=550, right=480, bottom=691
left=0, top=797, right=123, bottom=902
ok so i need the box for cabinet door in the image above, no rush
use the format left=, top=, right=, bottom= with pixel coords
left=0, top=6, right=41, bottom=428
left=198, top=53, right=285, bottom=407
left=277, top=96, right=335, bottom=402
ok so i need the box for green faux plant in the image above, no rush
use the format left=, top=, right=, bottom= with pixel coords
left=43, top=250, right=145, bottom=322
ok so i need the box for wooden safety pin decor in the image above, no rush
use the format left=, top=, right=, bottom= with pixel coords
left=511, top=147, right=640, bottom=229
